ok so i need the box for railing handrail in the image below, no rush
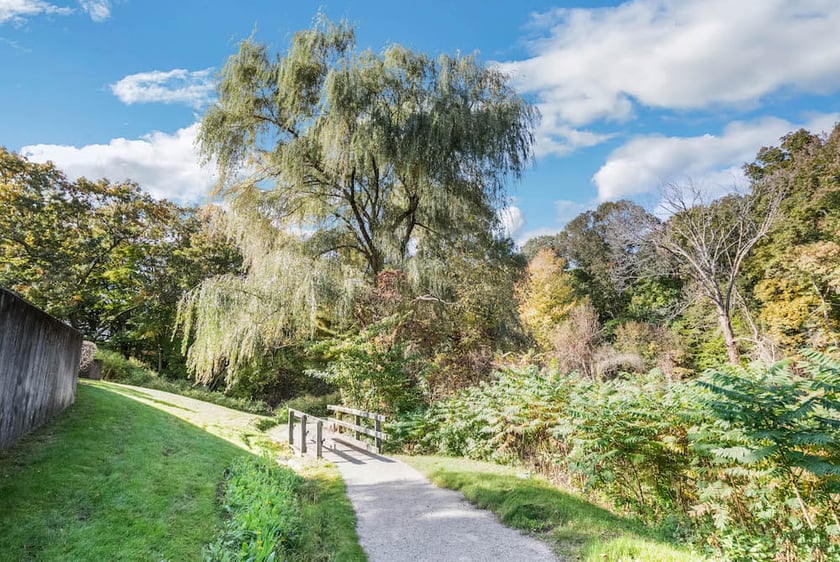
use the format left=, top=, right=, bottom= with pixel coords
left=327, top=404, right=387, bottom=422
left=287, top=404, right=390, bottom=457
left=328, top=416, right=389, bottom=441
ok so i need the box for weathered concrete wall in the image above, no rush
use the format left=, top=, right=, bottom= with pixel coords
left=0, top=288, right=82, bottom=449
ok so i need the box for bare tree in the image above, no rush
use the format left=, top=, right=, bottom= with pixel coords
left=655, top=180, right=784, bottom=364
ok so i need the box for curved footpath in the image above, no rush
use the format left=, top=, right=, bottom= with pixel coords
left=93, top=382, right=558, bottom=561
left=321, top=439, right=559, bottom=562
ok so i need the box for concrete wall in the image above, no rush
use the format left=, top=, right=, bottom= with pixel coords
left=0, top=288, right=82, bottom=449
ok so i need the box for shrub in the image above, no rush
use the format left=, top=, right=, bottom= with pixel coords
left=281, top=392, right=341, bottom=419
left=398, top=352, right=840, bottom=561
left=306, top=316, right=424, bottom=414
left=204, top=456, right=303, bottom=561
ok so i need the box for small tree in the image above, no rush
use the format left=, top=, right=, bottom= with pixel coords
left=517, top=248, right=577, bottom=351
left=655, top=181, right=783, bottom=364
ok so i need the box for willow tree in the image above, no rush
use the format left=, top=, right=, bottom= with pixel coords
left=181, top=15, right=537, bottom=382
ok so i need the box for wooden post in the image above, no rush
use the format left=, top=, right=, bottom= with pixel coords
left=287, top=409, right=294, bottom=446
left=375, top=418, right=382, bottom=453
left=300, top=414, right=307, bottom=455
left=355, top=414, right=361, bottom=441
left=316, top=420, right=323, bottom=459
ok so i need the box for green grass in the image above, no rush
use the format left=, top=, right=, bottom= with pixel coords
left=96, top=348, right=273, bottom=415
left=401, top=455, right=708, bottom=562
left=0, top=384, right=247, bottom=561
left=296, top=464, right=367, bottom=562
left=0, top=383, right=365, bottom=561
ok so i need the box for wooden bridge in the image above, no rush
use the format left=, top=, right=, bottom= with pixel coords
left=287, top=404, right=389, bottom=458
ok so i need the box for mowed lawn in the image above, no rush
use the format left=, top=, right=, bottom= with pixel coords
left=0, top=383, right=251, bottom=561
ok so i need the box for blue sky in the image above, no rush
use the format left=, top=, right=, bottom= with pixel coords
left=3, top=0, right=840, bottom=243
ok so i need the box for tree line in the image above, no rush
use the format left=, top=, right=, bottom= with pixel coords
left=1, top=15, right=838, bottom=409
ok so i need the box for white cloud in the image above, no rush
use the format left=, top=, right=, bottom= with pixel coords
left=0, top=0, right=71, bottom=24
left=21, top=123, right=217, bottom=203
left=501, top=0, right=840, bottom=154
left=593, top=113, right=840, bottom=201
left=78, top=0, right=108, bottom=22
left=110, top=68, right=215, bottom=108
left=498, top=204, right=525, bottom=238
left=554, top=199, right=590, bottom=226
left=0, top=0, right=112, bottom=23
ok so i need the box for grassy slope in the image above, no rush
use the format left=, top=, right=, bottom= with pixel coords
left=402, top=455, right=707, bottom=562
left=298, top=465, right=367, bottom=562
left=0, top=383, right=366, bottom=562
left=0, top=384, right=246, bottom=561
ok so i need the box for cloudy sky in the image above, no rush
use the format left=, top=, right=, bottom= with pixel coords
left=3, top=0, right=839, bottom=243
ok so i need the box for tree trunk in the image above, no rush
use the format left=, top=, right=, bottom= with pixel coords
left=717, top=309, right=740, bottom=364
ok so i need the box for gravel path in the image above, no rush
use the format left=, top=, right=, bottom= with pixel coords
left=85, top=381, right=271, bottom=453
left=95, top=382, right=558, bottom=561
left=320, top=437, right=559, bottom=562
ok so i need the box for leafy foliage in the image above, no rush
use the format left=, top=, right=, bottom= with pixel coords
left=204, top=456, right=304, bottom=562
left=517, top=249, right=578, bottom=350
left=307, top=316, right=424, bottom=413
left=182, top=14, right=536, bottom=383
left=0, top=147, right=242, bottom=376
left=397, top=352, right=840, bottom=560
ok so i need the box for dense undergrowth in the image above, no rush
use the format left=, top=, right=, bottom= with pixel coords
left=393, top=350, right=840, bottom=561
left=204, top=456, right=304, bottom=561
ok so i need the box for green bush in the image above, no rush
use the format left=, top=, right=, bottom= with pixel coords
left=306, top=316, right=424, bottom=414
left=282, top=392, right=341, bottom=419
left=398, top=352, right=840, bottom=561
left=96, top=349, right=273, bottom=416
left=204, top=456, right=303, bottom=561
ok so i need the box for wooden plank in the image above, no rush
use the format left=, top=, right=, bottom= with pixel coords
left=287, top=409, right=294, bottom=446
left=299, top=414, right=308, bottom=455
left=327, top=404, right=387, bottom=422
left=316, top=420, right=323, bottom=459
left=327, top=417, right=389, bottom=441
left=0, top=289, right=81, bottom=450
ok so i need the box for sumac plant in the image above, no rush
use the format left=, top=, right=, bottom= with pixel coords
left=695, top=351, right=840, bottom=560
left=397, top=351, right=840, bottom=561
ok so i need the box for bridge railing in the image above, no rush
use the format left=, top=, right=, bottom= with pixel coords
left=287, top=408, right=326, bottom=458
left=327, top=405, right=388, bottom=454
left=286, top=405, right=389, bottom=457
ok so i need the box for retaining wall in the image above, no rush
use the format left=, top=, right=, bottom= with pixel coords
left=0, top=288, right=82, bottom=449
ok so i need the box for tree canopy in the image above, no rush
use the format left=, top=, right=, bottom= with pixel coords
left=198, top=16, right=535, bottom=276
left=182, top=16, right=537, bottom=381
left=0, top=147, right=242, bottom=372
